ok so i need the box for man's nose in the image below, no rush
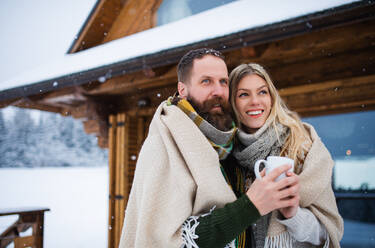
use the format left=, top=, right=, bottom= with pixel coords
left=212, top=82, right=227, bottom=97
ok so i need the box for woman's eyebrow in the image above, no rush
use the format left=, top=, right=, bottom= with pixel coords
left=257, top=85, right=267, bottom=90
left=237, top=85, right=267, bottom=91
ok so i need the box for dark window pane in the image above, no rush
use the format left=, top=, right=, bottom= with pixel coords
left=157, top=0, right=237, bottom=26
left=303, top=111, right=375, bottom=247
left=303, top=110, right=375, bottom=190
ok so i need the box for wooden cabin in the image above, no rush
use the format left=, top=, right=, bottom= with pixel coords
left=0, top=0, right=374, bottom=247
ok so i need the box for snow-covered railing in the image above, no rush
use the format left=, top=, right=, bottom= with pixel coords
left=0, top=207, right=50, bottom=248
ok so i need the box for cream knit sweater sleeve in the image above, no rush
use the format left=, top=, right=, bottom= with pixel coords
left=277, top=207, right=327, bottom=245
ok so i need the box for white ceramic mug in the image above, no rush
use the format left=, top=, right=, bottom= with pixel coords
left=254, top=156, right=294, bottom=182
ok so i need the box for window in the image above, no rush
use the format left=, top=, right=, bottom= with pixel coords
left=303, top=110, right=375, bottom=247
left=157, top=0, right=237, bottom=26
left=303, top=110, right=375, bottom=190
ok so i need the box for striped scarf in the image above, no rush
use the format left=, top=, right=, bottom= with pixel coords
left=167, top=96, right=236, bottom=160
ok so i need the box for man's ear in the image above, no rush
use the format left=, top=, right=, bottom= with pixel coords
left=177, top=81, right=188, bottom=99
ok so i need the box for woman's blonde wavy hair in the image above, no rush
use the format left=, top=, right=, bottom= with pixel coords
left=229, top=63, right=312, bottom=163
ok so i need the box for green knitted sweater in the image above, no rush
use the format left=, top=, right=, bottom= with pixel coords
left=195, top=154, right=261, bottom=247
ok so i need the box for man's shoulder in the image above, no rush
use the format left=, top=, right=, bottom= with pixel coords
left=145, top=100, right=193, bottom=143
left=149, top=100, right=184, bottom=121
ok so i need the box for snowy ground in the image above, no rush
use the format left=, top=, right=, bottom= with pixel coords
left=0, top=167, right=108, bottom=248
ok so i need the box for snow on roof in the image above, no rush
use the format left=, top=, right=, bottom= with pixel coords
left=0, top=0, right=358, bottom=92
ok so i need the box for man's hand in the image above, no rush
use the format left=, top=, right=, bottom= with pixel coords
left=279, top=171, right=300, bottom=219
left=246, top=164, right=299, bottom=216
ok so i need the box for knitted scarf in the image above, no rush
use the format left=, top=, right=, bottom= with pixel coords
left=233, top=119, right=289, bottom=248
left=233, top=118, right=289, bottom=178
left=167, top=96, right=236, bottom=160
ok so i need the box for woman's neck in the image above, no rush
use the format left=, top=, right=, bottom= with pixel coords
left=242, top=125, right=258, bottom=134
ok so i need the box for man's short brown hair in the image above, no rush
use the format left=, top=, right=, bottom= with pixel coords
left=177, top=48, right=225, bottom=84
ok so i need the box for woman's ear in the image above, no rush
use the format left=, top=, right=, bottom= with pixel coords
left=177, top=81, right=188, bottom=99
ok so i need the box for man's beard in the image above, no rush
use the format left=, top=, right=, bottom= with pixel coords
left=187, top=95, right=233, bottom=131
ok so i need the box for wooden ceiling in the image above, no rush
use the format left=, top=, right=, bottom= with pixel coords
left=1, top=1, right=374, bottom=147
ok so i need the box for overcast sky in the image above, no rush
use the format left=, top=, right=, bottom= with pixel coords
left=0, top=0, right=96, bottom=84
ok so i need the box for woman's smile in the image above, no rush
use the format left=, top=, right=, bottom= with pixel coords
left=246, top=109, right=264, bottom=118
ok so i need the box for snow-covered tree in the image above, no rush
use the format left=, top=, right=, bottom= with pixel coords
left=0, top=108, right=107, bottom=168
left=0, top=110, right=8, bottom=167
left=59, top=116, right=75, bottom=148
left=0, top=110, right=6, bottom=143
left=5, top=108, right=36, bottom=167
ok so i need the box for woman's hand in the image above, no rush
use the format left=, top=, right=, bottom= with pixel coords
left=246, top=164, right=300, bottom=216
left=279, top=171, right=300, bottom=219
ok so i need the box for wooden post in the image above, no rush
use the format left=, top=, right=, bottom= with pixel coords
left=114, top=113, right=126, bottom=248
left=120, top=114, right=129, bottom=240
left=108, top=115, right=117, bottom=248
left=107, top=111, right=153, bottom=248
left=32, top=211, right=45, bottom=248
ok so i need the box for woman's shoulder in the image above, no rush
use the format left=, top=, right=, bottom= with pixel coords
left=301, top=122, right=333, bottom=162
left=301, top=122, right=320, bottom=142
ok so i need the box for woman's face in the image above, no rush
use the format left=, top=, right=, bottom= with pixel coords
left=235, top=74, right=272, bottom=134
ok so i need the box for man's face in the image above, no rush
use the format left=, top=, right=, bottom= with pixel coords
left=178, top=55, right=233, bottom=131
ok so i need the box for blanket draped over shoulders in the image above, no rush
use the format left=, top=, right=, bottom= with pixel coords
left=119, top=101, right=236, bottom=247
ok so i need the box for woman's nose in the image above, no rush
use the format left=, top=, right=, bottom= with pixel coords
left=249, top=95, right=260, bottom=105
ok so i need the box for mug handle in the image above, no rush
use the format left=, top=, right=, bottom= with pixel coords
left=254, top=160, right=267, bottom=179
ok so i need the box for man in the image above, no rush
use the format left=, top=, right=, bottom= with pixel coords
left=119, top=48, right=299, bottom=247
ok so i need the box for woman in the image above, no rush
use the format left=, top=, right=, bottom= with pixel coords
left=228, top=63, right=343, bottom=247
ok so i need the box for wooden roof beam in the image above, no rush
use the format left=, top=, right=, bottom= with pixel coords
left=296, top=99, right=375, bottom=117
left=225, top=19, right=375, bottom=69
left=281, top=74, right=375, bottom=116
left=225, top=45, right=269, bottom=69
left=114, top=84, right=176, bottom=113
left=256, top=19, right=375, bottom=67
left=269, top=46, right=375, bottom=88
left=0, top=98, right=21, bottom=109
left=11, top=98, right=66, bottom=115
left=279, top=74, right=375, bottom=97
left=86, top=65, right=177, bottom=95
left=226, top=20, right=375, bottom=68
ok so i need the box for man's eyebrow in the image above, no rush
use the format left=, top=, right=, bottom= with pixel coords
left=197, top=75, right=228, bottom=81
left=199, top=75, right=214, bottom=78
